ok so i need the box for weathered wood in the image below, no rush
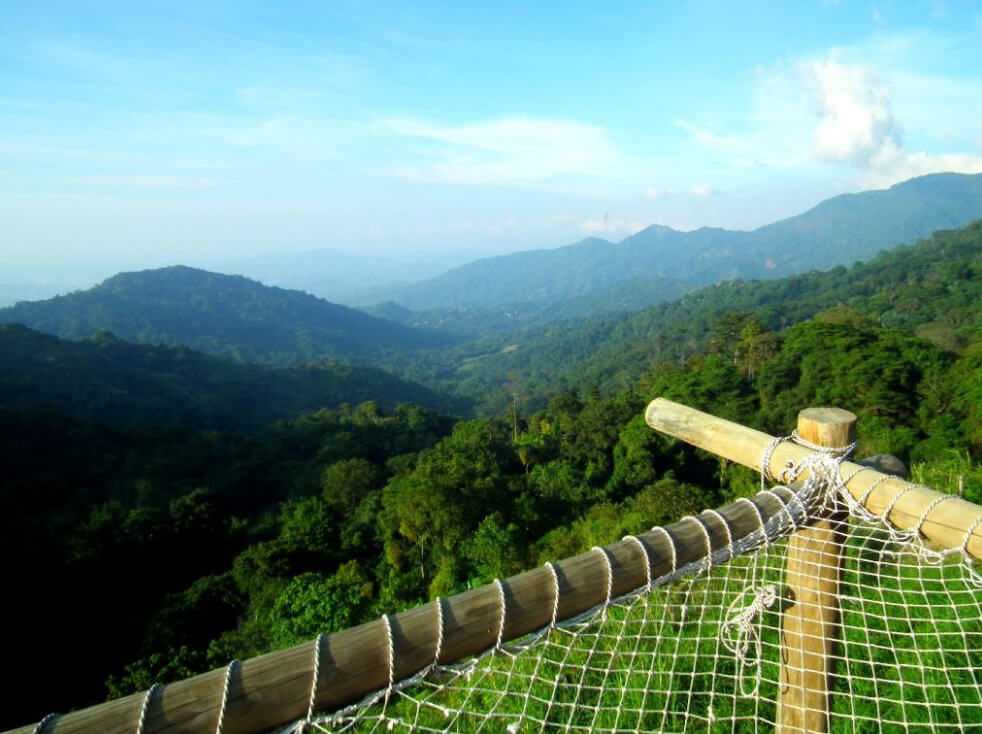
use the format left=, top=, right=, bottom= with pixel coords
left=777, top=408, right=855, bottom=734
left=645, top=398, right=982, bottom=561
left=13, top=398, right=981, bottom=734
left=7, top=489, right=794, bottom=734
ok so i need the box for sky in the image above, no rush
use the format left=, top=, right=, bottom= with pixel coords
left=2, top=0, right=982, bottom=283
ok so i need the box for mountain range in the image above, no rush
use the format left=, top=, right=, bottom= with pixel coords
left=0, top=266, right=453, bottom=367
left=431, top=218, right=982, bottom=412
left=4, top=172, right=982, bottom=420
left=374, top=172, right=982, bottom=311
left=7, top=162, right=982, bottom=734
left=204, top=247, right=486, bottom=304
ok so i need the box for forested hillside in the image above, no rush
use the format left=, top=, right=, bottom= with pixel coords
left=377, top=173, right=982, bottom=311
left=6, top=218, right=982, bottom=730
left=5, top=222, right=982, bottom=729
left=362, top=275, right=693, bottom=336
left=0, top=266, right=453, bottom=366
left=0, top=324, right=467, bottom=427
left=411, top=220, right=982, bottom=413
left=0, top=401, right=456, bottom=727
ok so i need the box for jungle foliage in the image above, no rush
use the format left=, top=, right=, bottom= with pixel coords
left=4, top=221, right=982, bottom=729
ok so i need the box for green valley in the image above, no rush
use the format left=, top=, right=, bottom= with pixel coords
left=4, top=211, right=982, bottom=731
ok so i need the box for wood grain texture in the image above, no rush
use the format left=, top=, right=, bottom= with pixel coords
left=777, top=408, right=855, bottom=734
left=646, top=398, right=982, bottom=561
left=15, top=398, right=979, bottom=734
left=6, top=487, right=793, bottom=734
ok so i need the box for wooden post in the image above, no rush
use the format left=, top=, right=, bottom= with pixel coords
left=644, top=398, right=982, bottom=561
left=3, top=488, right=796, bottom=734
left=776, top=408, right=856, bottom=734
left=10, top=399, right=982, bottom=734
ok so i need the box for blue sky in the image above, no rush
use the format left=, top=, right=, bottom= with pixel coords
left=2, top=0, right=982, bottom=282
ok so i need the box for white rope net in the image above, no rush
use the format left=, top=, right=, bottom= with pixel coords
left=290, top=440, right=982, bottom=733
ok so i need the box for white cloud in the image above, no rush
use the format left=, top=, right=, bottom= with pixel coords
left=645, top=183, right=718, bottom=200
left=801, top=57, right=900, bottom=165
left=679, top=41, right=982, bottom=189
left=799, top=54, right=982, bottom=185
left=384, top=115, right=621, bottom=184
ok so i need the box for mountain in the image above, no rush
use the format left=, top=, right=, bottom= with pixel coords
left=361, top=277, right=692, bottom=337
left=0, top=266, right=454, bottom=367
left=0, top=283, right=77, bottom=309
left=411, top=219, right=982, bottom=413
left=205, top=247, right=486, bottom=304
left=379, top=173, right=982, bottom=311
left=0, top=324, right=466, bottom=429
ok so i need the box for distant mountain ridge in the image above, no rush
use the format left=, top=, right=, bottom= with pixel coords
left=361, top=275, right=693, bottom=336
left=207, top=247, right=485, bottom=303
left=0, top=266, right=454, bottom=367
left=378, top=173, right=982, bottom=310
left=436, top=218, right=982, bottom=411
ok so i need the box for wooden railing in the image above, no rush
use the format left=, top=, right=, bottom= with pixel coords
left=9, top=399, right=982, bottom=734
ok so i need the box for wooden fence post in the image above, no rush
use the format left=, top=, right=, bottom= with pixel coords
left=776, top=407, right=856, bottom=734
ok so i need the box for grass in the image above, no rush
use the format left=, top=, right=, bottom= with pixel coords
left=321, top=518, right=982, bottom=733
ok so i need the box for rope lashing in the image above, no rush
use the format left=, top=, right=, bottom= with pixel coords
left=681, top=514, right=713, bottom=571
left=760, top=431, right=857, bottom=493
left=622, top=534, right=653, bottom=589
left=215, top=660, right=238, bottom=734
left=381, top=614, right=395, bottom=702
left=961, top=514, right=982, bottom=565
left=702, top=508, right=735, bottom=562
left=32, top=713, right=59, bottom=734
left=431, top=597, right=445, bottom=667
left=733, top=496, right=769, bottom=547
left=136, top=682, right=161, bottom=734
left=856, top=472, right=893, bottom=506
left=881, top=484, right=917, bottom=525
left=304, top=635, right=324, bottom=727
left=757, top=488, right=798, bottom=531
left=493, top=578, right=507, bottom=651
left=591, top=545, right=614, bottom=620
left=648, top=525, right=678, bottom=573
left=544, top=562, right=561, bottom=627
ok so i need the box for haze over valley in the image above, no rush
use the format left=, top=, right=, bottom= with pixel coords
left=4, top=2, right=982, bottom=730
left=4, top=173, right=982, bottom=417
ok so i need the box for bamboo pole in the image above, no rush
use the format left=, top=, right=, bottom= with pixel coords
left=645, top=398, right=982, bottom=561
left=7, top=487, right=796, bottom=734
left=776, top=408, right=855, bottom=734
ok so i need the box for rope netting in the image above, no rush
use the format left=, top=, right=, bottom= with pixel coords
left=284, top=438, right=982, bottom=733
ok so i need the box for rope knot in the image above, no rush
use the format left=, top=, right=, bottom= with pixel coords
left=721, top=584, right=779, bottom=696
left=722, top=585, right=777, bottom=655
